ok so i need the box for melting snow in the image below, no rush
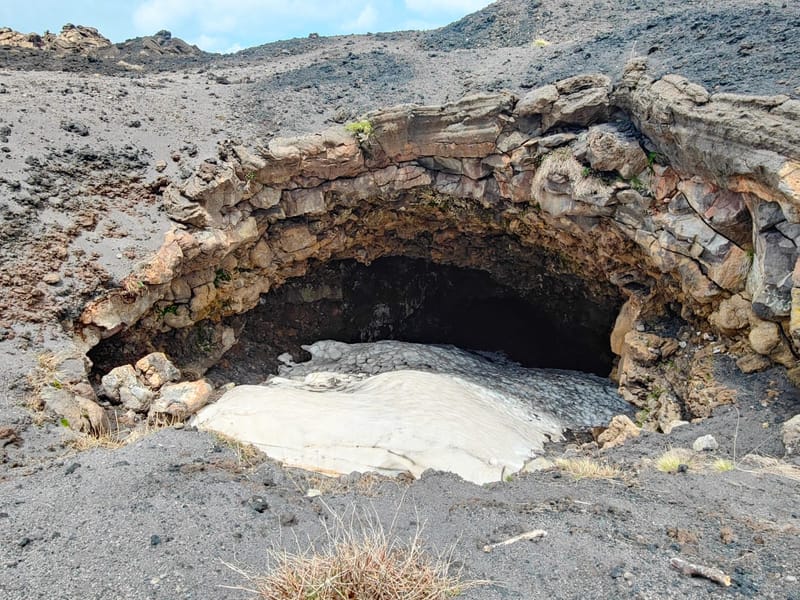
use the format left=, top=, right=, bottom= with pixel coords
left=193, top=340, right=630, bottom=484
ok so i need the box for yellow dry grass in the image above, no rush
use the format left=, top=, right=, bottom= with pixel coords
left=66, top=414, right=183, bottom=451
left=555, top=458, right=622, bottom=480
left=229, top=506, right=486, bottom=600
left=655, top=448, right=699, bottom=473
left=711, top=458, right=735, bottom=473
left=212, top=432, right=264, bottom=469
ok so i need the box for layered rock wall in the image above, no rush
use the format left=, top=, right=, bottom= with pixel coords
left=66, top=64, right=800, bottom=430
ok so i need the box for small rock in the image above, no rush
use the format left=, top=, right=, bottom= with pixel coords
left=305, top=488, right=322, bottom=498
left=677, top=464, right=689, bottom=474
left=248, top=496, right=269, bottom=513
left=150, top=534, right=161, bottom=546
left=135, top=352, right=180, bottom=389
left=42, top=272, right=61, bottom=285
left=692, top=434, right=719, bottom=452
left=127, top=120, right=141, bottom=128
left=60, top=120, right=89, bottom=136
left=782, top=415, right=800, bottom=455
left=279, top=513, right=297, bottom=526
left=597, top=415, right=640, bottom=449
left=786, top=575, right=797, bottom=583
left=149, top=379, right=213, bottom=418
left=154, top=160, right=167, bottom=172
left=64, top=462, right=80, bottom=475
left=736, top=353, right=772, bottom=374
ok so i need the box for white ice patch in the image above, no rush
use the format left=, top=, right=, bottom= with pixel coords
left=193, top=340, right=629, bottom=485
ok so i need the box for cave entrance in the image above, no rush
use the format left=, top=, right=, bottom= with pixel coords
left=207, top=255, right=622, bottom=383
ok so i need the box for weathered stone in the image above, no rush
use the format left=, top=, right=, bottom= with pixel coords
left=586, top=124, right=648, bottom=179
left=163, top=187, right=212, bottom=227
left=101, top=364, right=155, bottom=412
left=543, top=74, right=611, bottom=131
left=705, top=245, right=750, bottom=293
left=277, top=223, right=316, bottom=253
left=692, top=434, right=719, bottom=452
left=736, top=352, right=772, bottom=373
left=532, top=153, right=614, bottom=217
left=135, top=352, right=181, bottom=389
left=138, top=235, right=183, bottom=285
left=366, top=92, right=515, bottom=165
left=249, top=186, right=282, bottom=209
left=709, top=294, right=752, bottom=334
left=250, top=239, right=274, bottom=269
left=678, top=181, right=752, bottom=247
left=748, top=230, right=796, bottom=319
left=281, top=188, right=326, bottom=217
left=652, top=166, right=680, bottom=201
left=76, top=396, right=110, bottom=434
left=150, top=380, right=214, bottom=418
left=39, top=388, right=107, bottom=433
left=622, top=332, right=664, bottom=365
left=597, top=415, right=640, bottom=449
left=261, top=127, right=364, bottom=183
left=655, top=391, right=684, bottom=433
left=781, top=414, right=800, bottom=455
left=753, top=201, right=786, bottom=232
left=748, top=320, right=782, bottom=355
left=514, top=84, right=559, bottom=118
left=610, top=298, right=640, bottom=356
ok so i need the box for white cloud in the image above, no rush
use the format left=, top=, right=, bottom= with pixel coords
left=404, top=0, right=491, bottom=15
left=132, top=0, right=361, bottom=37
left=343, top=3, right=378, bottom=33
left=133, top=0, right=194, bottom=32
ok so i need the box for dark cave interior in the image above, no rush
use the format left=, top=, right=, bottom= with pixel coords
left=89, top=255, right=624, bottom=384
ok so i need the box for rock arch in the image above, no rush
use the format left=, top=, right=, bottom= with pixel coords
left=67, top=63, right=800, bottom=432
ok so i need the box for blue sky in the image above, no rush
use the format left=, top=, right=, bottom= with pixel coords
left=0, top=0, right=493, bottom=53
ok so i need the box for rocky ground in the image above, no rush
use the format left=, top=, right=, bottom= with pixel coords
left=1, top=1, right=800, bottom=598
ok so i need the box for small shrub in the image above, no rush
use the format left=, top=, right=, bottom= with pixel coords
left=246, top=508, right=485, bottom=600
left=655, top=448, right=697, bottom=473
left=533, top=38, right=551, bottom=47
left=555, top=458, right=622, bottom=480
left=712, top=459, right=735, bottom=472
left=344, top=120, right=374, bottom=138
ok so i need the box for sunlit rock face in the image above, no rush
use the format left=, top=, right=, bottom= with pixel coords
left=193, top=341, right=629, bottom=484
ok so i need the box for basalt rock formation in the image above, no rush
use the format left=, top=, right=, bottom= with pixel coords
left=41, top=62, right=800, bottom=434
left=0, top=24, right=204, bottom=71
left=0, top=24, right=112, bottom=53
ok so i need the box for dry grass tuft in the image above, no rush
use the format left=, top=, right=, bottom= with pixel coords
left=212, top=432, right=265, bottom=469
left=739, top=454, right=800, bottom=482
left=66, top=414, right=183, bottom=452
left=555, top=458, right=622, bottom=480
left=655, top=448, right=699, bottom=473
left=712, top=458, right=735, bottom=473
left=232, top=507, right=486, bottom=600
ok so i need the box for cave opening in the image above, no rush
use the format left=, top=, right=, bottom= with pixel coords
left=202, top=255, right=622, bottom=384
left=88, top=247, right=625, bottom=386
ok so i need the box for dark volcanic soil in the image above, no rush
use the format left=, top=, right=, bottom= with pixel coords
left=1, top=1, right=799, bottom=599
